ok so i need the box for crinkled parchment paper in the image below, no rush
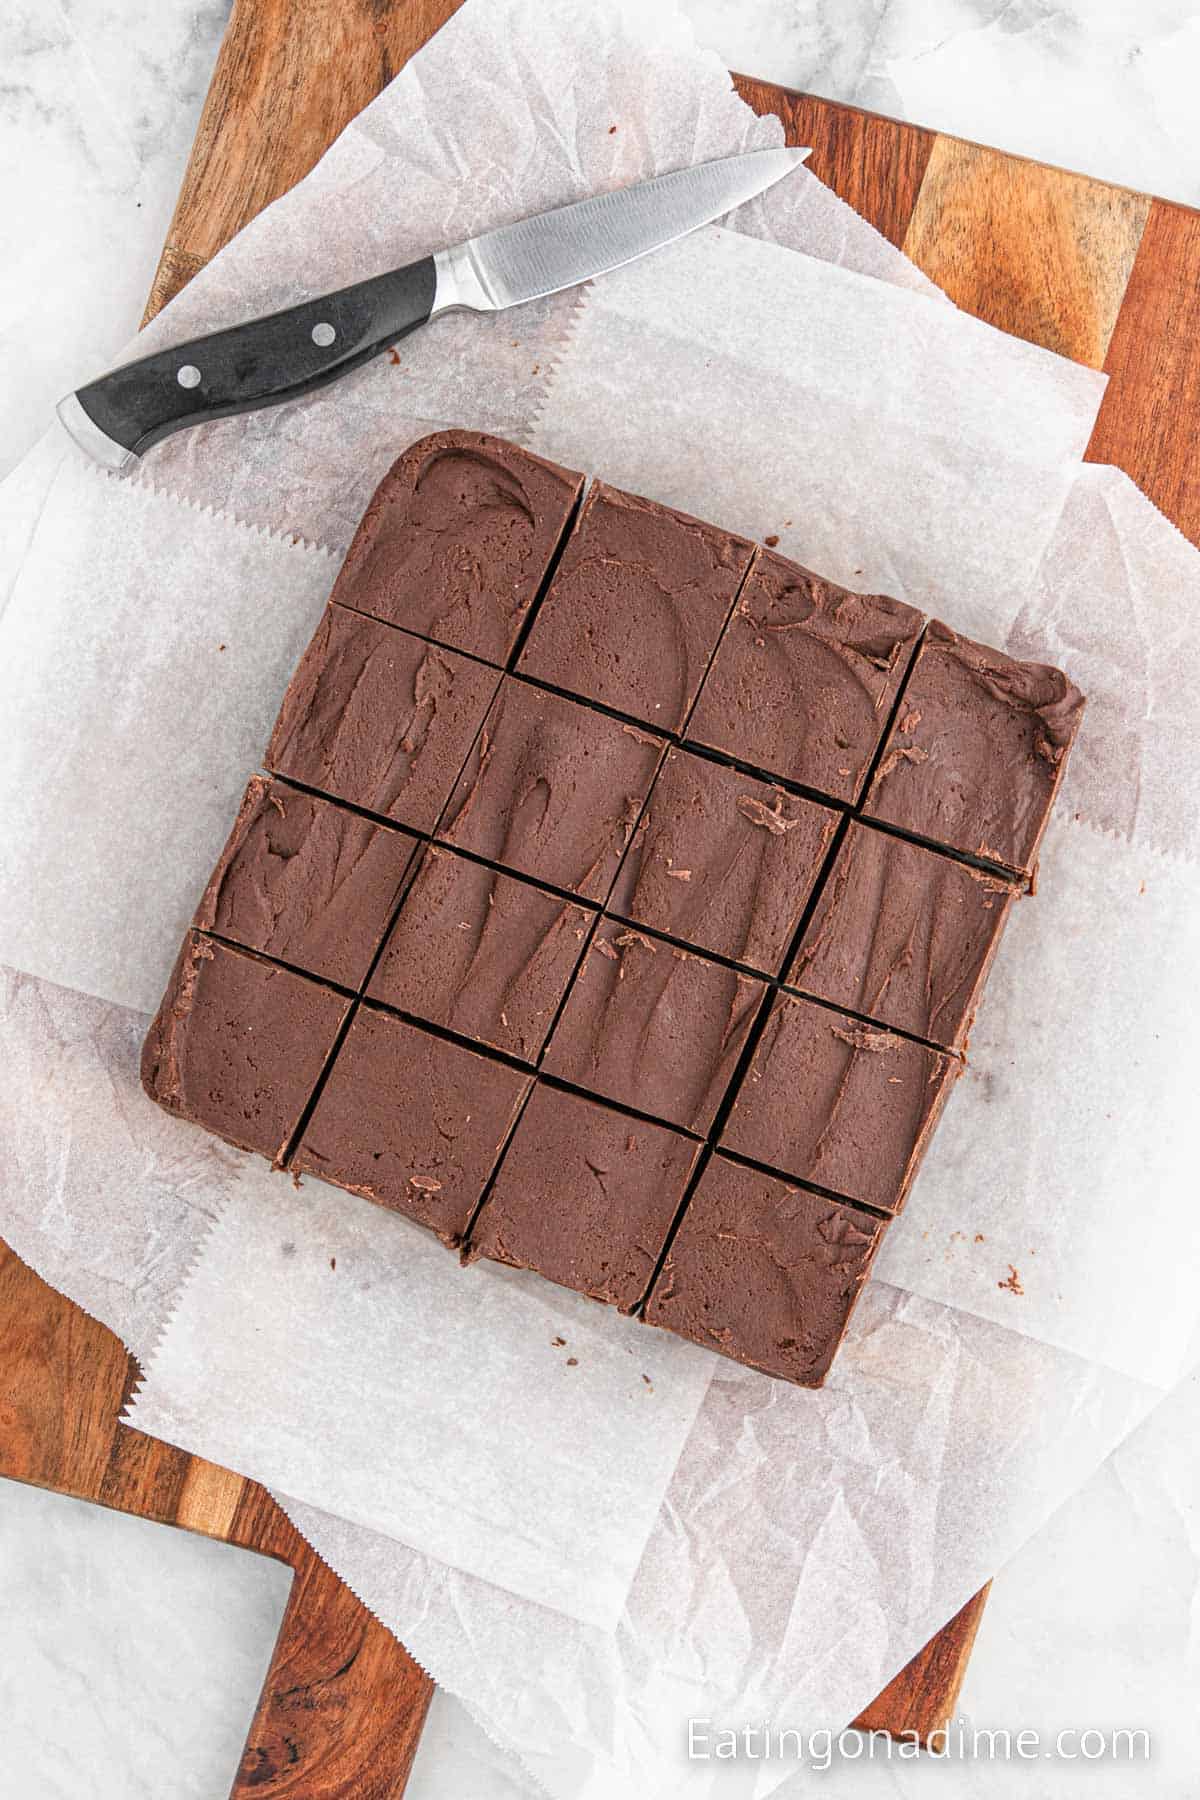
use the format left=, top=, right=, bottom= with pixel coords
left=2, top=0, right=1199, bottom=1794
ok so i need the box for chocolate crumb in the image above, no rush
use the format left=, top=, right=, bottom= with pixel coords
left=566, top=1356, right=579, bottom=1366
left=764, top=534, right=780, bottom=548
left=735, top=793, right=796, bottom=834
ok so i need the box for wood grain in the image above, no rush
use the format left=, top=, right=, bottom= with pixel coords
left=143, top=0, right=468, bottom=322
left=732, top=76, right=935, bottom=248
left=852, top=1587, right=991, bottom=1742
left=21, top=10, right=1200, bottom=1788
left=902, top=136, right=1150, bottom=367
left=129, top=23, right=989, bottom=1777
left=734, top=78, right=992, bottom=1744
left=0, top=1240, right=433, bottom=1798
left=1086, top=199, right=1200, bottom=540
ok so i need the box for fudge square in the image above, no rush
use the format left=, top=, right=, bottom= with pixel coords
left=293, top=1007, right=531, bottom=1246
left=195, top=776, right=418, bottom=989
left=863, top=620, right=1086, bottom=876
left=329, top=430, right=583, bottom=665
left=367, top=845, right=591, bottom=1062
left=722, top=993, right=960, bottom=1214
left=787, top=822, right=1017, bottom=1052
left=518, top=480, right=754, bottom=730
left=466, top=1085, right=700, bottom=1312
left=440, top=679, right=664, bottom=900
left=266, top=601, right=499, bottom=830
left=643, top=1153, right=885, bottom=1386
left=541, top=922, right=764, bottom=1134
left=141, top=932, right=350, bottom=1162
left=608, top=746, right=837, bottom=975
left=688, top=549, right=925, bottom=802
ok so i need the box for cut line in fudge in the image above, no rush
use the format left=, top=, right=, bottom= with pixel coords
left=518, top=479, right=756, bottom=732
left=195, top=775, right=421, bottom=990
left=340, top=1000, right=710, bottom=1147
left=140, top=931, right=352, bottom=1165
left=292, top=1005, right=534, bottom=1246
left=714, top=1146, right=898, bottom=1223
left=540, top=920, right=767, bottom=1134
left=863, top=620, right=1086, bottom=877
left=720, top=991, right=961, bottom=1216
left=329, top=429, right=585, bottom=666
left=786, top=820, right=1019, bottom=1054
left=464, top=1083, right=703, bottom=1313
left=620, top=701, right=901, bottom=1318
left=266, top=601, right=502, bottom=832
left=140, top=431, right=1087, bottom=1388
left=367, top=844, right=594, bottom=1064
left=439, top=677, right=667, bottom=902
left=641, top=1153, right=887, bottom=1387
left=606, top=745, right=839, bottom=976
left=687, top=548, right=926, bottom=806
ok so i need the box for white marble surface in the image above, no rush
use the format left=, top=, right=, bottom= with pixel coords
left=408, top=1368, right=1200, bottom=1798
left=3, top=1, right=1199, bottom=1794
left=0, top=1476, right=290, bottom=1799
left=4, top=0, right=1200, bottom=481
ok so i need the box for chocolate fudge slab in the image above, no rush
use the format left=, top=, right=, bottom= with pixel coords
left=330, top=431, right=583, bottom=664
left=367, top=845, right=591, bottom=1061
left=141, top=932, right=349, bottom=1161
left=643, top=1154, right=885, bottom=1386
left=466, top=1085, right=700, bottom=1311
left=608, top=747, right=837, bottom=974
left=518, top=481, right=754, bottom=730
left=688, top=551, right=925, bottom=802
left=195, top=776, right=418, bottom=989
left=293, top=1008, right=531, bottom=1245
left=266, top=602, right=499, bottom=830
left=542, top=922, right=763, bottom=1133
left=440, top=679, right=664, bottom=900
left=722, top=994, right=960, bottom=1213
left=863, top=620, right=1086, bottom=875
left=788, top=821, right=1016, bottom=1052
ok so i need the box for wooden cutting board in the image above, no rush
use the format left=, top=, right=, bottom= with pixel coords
left=5, top=0, right=1199, bottom=1793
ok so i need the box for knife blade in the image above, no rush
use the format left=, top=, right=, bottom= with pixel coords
left=57, top=146, right=809, bottom=471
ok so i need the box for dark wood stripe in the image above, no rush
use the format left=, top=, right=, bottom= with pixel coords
left=733, top=78, right=936, bottom=248
left=1087, top=198, right=1200, bottom=543
left=853, top=1585, right=991, bottom=1743
left=902, top=137, right=1149, bottom=367
left=0, top=1240, right=432, bottom=1800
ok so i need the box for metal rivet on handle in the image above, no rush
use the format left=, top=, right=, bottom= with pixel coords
left=311, top=322, right=336, bottom=347
left=176, top=364, right=201, bottom=389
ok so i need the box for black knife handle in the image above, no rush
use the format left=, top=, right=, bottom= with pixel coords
left=70, top=255, right=438, bottom=461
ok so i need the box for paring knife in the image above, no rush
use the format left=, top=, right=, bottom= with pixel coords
left=57, top=146, right=809, bottom=471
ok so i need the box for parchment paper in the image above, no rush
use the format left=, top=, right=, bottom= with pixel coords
left=2, top=0, right=1199, bottom=1794
left=277, top=1295, right=1161, bottom=1800
left=130, top=1174, right=712, bottom=1630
